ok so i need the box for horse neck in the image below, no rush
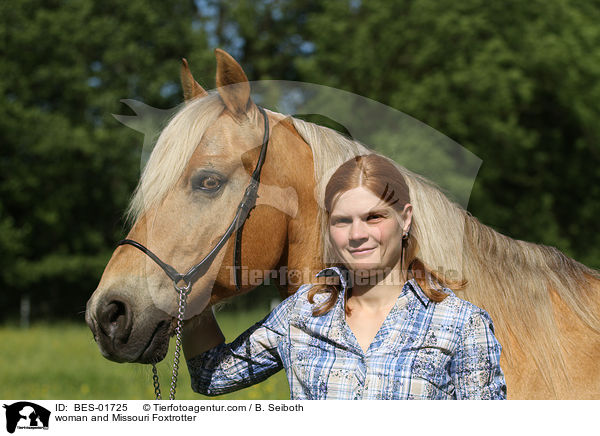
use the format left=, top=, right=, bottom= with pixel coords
left=269, top=116, right=323, bottom=297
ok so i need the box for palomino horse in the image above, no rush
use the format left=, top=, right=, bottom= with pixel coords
left=86, top=49, right=600, bottom=399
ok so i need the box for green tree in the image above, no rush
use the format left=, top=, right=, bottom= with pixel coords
left=196, top=0, right=323, bottom=81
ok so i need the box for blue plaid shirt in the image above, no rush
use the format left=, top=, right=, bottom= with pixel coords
left=187, top=266, right=507, bottom=399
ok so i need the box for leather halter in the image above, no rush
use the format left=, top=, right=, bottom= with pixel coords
left=117, top=105, right=270, bottom=294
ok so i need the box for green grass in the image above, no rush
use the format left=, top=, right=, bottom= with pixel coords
left=0, top=309, right=290, bottom=400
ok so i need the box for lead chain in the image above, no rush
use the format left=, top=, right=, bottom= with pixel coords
left=151, top=363, right=162, bottom=400
left=169, top=286, right=187, bottom=400
left=150, top=285, right=189, bottom=401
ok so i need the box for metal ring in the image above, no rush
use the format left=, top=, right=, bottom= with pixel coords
left=173, top=280, right=192, bottom=295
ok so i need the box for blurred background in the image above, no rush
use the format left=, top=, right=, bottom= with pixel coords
left=1, top=0, right=599, bottom=399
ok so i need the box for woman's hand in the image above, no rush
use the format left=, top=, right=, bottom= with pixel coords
left=182, top=306, right=225, bottom=360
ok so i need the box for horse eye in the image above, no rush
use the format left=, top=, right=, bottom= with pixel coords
left=191, top=173, right=223, bottom=192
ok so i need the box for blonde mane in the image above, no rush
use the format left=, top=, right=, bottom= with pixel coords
left=291, top=116, right=600, bottom=393
left=126, top=93, right=224, bottom=223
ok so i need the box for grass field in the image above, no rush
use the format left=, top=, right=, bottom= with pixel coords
left=0, top=308, right=290, bottom=400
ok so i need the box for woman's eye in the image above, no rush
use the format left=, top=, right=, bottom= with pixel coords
left=367, top=214, right=383, bottom=222
left=331, top=218, right=350, bottom=226
left=192, top=173, right=223, bottom=192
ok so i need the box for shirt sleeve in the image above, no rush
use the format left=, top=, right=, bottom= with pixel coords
left=186, top=288, right=301, bottom=396
left=451, top=308, right=507, bottom=399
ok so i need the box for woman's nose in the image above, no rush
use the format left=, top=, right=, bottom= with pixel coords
left=349, top=219, right=368, bottom=241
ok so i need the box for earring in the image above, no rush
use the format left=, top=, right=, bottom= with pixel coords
left=402, top=230, right=409, bottom=240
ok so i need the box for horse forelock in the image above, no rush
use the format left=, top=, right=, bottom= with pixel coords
left=126, top=93, right=225, bottom=225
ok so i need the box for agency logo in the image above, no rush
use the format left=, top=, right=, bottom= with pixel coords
left=3, top=402, right=50, bottom=433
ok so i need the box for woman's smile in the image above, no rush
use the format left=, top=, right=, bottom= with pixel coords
left=349, top=247, right=376, bottom=256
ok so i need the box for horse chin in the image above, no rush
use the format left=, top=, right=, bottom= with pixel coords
left=134, top=318, right=176, bottom=364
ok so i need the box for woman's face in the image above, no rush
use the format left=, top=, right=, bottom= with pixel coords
left=328, top=186, right=412, bottom=276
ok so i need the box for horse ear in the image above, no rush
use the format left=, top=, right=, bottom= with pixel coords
left=215, top=48, right=252, bottom=116
left=180, top=58, right=208, bottom=102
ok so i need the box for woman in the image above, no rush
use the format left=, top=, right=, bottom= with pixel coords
left=184, top=154, right=507, bottom=400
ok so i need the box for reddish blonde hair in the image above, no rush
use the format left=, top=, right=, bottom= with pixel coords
left=309, top=154, right=465, bottom=316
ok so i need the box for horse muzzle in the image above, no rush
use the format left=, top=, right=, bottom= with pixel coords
left=85, top=291, right=172, bottom=364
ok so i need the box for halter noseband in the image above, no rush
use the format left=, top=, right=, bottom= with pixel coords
left=117, top=105, right=270, bottom=295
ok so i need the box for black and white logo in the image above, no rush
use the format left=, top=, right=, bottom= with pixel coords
left=3, top=402, right=50, bottom=433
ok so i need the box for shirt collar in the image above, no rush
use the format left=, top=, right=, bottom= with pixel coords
left=405, top=279, right=430, bottom=308
left=314, top=266, right=431, bottom=308
left=315, top=265, right=352, bottom=292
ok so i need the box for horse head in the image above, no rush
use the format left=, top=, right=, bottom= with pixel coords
left=86, top=49, right=320, bottom=364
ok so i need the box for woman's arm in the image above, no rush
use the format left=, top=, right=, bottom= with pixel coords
left=184, top=291, right=300, bottom=396
left=450, top=309, right=507, bottom=399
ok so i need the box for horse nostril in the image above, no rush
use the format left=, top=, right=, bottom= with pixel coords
left=97, top=299, right=132, bottom=344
